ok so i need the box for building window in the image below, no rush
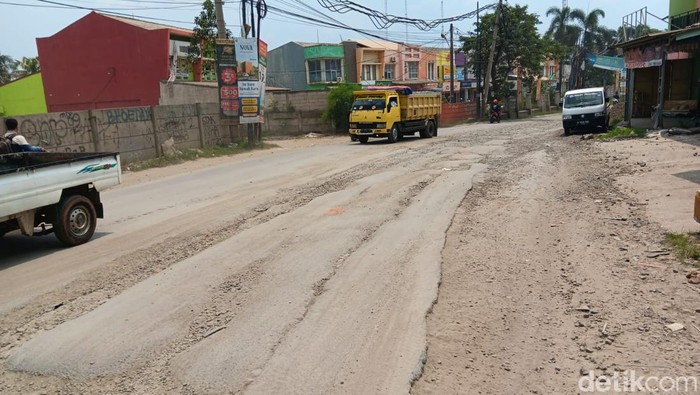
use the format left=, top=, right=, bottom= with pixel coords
left=362, top=64, right=378, bottom=81
left=428, top=62, right=435, bottom=80
left=307, top=59, right=343, bottom=83
left=384, top=64, right=395, bottom=80
left=549, top=65, right=555, bottom=77
left=324, top=59, right=342, bottom=82
left=407, top=62, right=418, bottom=79
left=175, top=57, right=191, bottom=80
left=308, top=60, right=323, bottom=83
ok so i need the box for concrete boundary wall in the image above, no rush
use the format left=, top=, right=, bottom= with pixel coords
left=159, top=82, right=334, bottom=136
left=1, top=103, right=232, bottom=164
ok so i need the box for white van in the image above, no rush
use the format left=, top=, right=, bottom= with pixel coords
left=561, top=87, right=609, bottom=135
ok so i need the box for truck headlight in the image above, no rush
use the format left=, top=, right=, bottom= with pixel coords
left=563, top=115, right=572, bottom=120
left=376, top=123, right=386, bottom=129
left=349, top=123, right=358, bottom=128
left=594, top=112, right=604, bottom=117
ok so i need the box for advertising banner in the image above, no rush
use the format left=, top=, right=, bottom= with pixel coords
left=587, top=54, right=625, bottom=71
left=216, top=38, right=267, bottom=124
left=235, top=38, right=260, bottom=124
left=215, top=39, right=239, bottom=123
left=623, top=46, right=663, bottom=69
left=258, top=40, right=267, bottom=123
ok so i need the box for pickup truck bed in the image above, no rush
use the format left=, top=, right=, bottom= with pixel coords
left=0, top=152, right=122, bottom=246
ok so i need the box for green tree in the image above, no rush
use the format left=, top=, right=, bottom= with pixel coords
left=544, top=6, right=584, bottom=94
left=0, top=53, right=15, bottom=84
left=571, top=9, right=609, bottom=89
left=462, top=4, right=545, bottom=103
left=187, top=0, right=230, bottom=63
left=579, top=9, right=607, bottom=52
left=322, top=83, right=356, bottom=132
left=545, top=6, right=584, bottom=47
left=14, top=56, right=40, bottom=78
left=617, top=24, right=661, bottom=42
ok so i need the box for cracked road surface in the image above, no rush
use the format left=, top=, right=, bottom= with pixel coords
left=2, top=115, right=699, bottom=394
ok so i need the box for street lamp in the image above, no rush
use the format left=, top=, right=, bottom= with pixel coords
left=441, top=23, right=455, bottom=103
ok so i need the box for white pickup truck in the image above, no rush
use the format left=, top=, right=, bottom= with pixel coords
left=0, top=152, right=121, bottom=246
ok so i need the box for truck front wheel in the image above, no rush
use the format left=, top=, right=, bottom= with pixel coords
left=358, top=136, right=369, bottom=144
left=55, top=195, right=97, bottom=246
left=388, top=125, right=400, bottom=143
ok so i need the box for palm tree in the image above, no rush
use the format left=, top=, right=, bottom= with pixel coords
left=596, top=27, right=619, bottom=53
left=19, top=57, right=40, bottom=74
left=545, top=6, right=584, bottom=94
left=545, top=6, right=585, bottom=47
left=0, top=53, right=15, bottom=84
left=579, top=8, right=606, bottom=52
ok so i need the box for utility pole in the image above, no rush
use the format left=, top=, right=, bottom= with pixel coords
left=476, top=1, right=482, bottom=120
left=215, top=0, right=226, bottom=39
left=482, top=0, right=501, bottom=118
left=449, top=23, right=455, bottom=103
left=214, top=0, right=237, bottom=142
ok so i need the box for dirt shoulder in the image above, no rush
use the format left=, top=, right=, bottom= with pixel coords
left=415, top=130, right=700, bottom=394
left=117, top=133, right=349, bottom=188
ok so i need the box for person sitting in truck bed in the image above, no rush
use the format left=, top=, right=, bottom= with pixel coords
left=4, top=118, right=46, bottom=152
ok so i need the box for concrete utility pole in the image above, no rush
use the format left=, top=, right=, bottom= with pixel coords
left=449, top=23, right=455, bottom=103
left=476, top=1, right=482, bottom=120
left=441, top=24, right=455, bottom=102
left=482, top=0, right=501, bottom=117
left=215, top=0, right=226, bottom=38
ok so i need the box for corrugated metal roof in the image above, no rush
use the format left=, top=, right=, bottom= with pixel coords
left=613, top=26, right=700, bottom=49
left=99, top=13, right=193, bottom=36
left=613, top=30, right=675, bottom=49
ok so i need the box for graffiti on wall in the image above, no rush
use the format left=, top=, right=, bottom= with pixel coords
left=201, top=115, right=224, bottom=146
left=19, top=112, right=92, bottom=152
left=157, top=108, right=196, bottom=143
left=105, top=108, right=153, bottom=124
left=11, top=104, right=229, bottom=163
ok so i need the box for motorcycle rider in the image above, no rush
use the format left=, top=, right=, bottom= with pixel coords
left=490, top=99, right=502, bottom=121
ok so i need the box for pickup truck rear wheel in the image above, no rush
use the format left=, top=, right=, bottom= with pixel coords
left=55, top=195, right=97, bottom=246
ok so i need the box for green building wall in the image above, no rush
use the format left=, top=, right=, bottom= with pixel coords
left=670, top=0, right=700, bottom=18
left=304, top=45, right=344, bottom=59
left=0, top=73, right=48, bottom=116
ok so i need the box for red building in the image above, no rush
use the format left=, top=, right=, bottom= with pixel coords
left=37, top=12, right=194, bottom=112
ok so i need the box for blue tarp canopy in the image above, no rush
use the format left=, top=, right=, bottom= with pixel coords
left=364, top=86, right=414, bottom=95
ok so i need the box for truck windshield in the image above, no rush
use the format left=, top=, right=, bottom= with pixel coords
left=352, top=99, right=386, bottom=111
left=564, top=92, right=603, bottom=109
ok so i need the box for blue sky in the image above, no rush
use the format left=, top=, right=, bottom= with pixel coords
left=1, top=0, right=670, bottom=60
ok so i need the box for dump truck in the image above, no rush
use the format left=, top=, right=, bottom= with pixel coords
left=348, top=87, right=442, bottom=144
left=0, top=151, right=122, bottom=246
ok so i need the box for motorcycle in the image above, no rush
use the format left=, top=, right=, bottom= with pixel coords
left=489, top=106, right=501, bottom=123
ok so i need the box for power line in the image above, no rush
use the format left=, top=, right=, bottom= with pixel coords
left=316, top=0, right=497, bottom=31
left=16, top=0, right=462, bottom=48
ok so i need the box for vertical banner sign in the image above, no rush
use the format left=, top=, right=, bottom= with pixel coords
left=215, top=39, right=239, bottom=123
left=258, top=39, right=268, bottom=123
left=236, top=38, right=261, bottom=124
